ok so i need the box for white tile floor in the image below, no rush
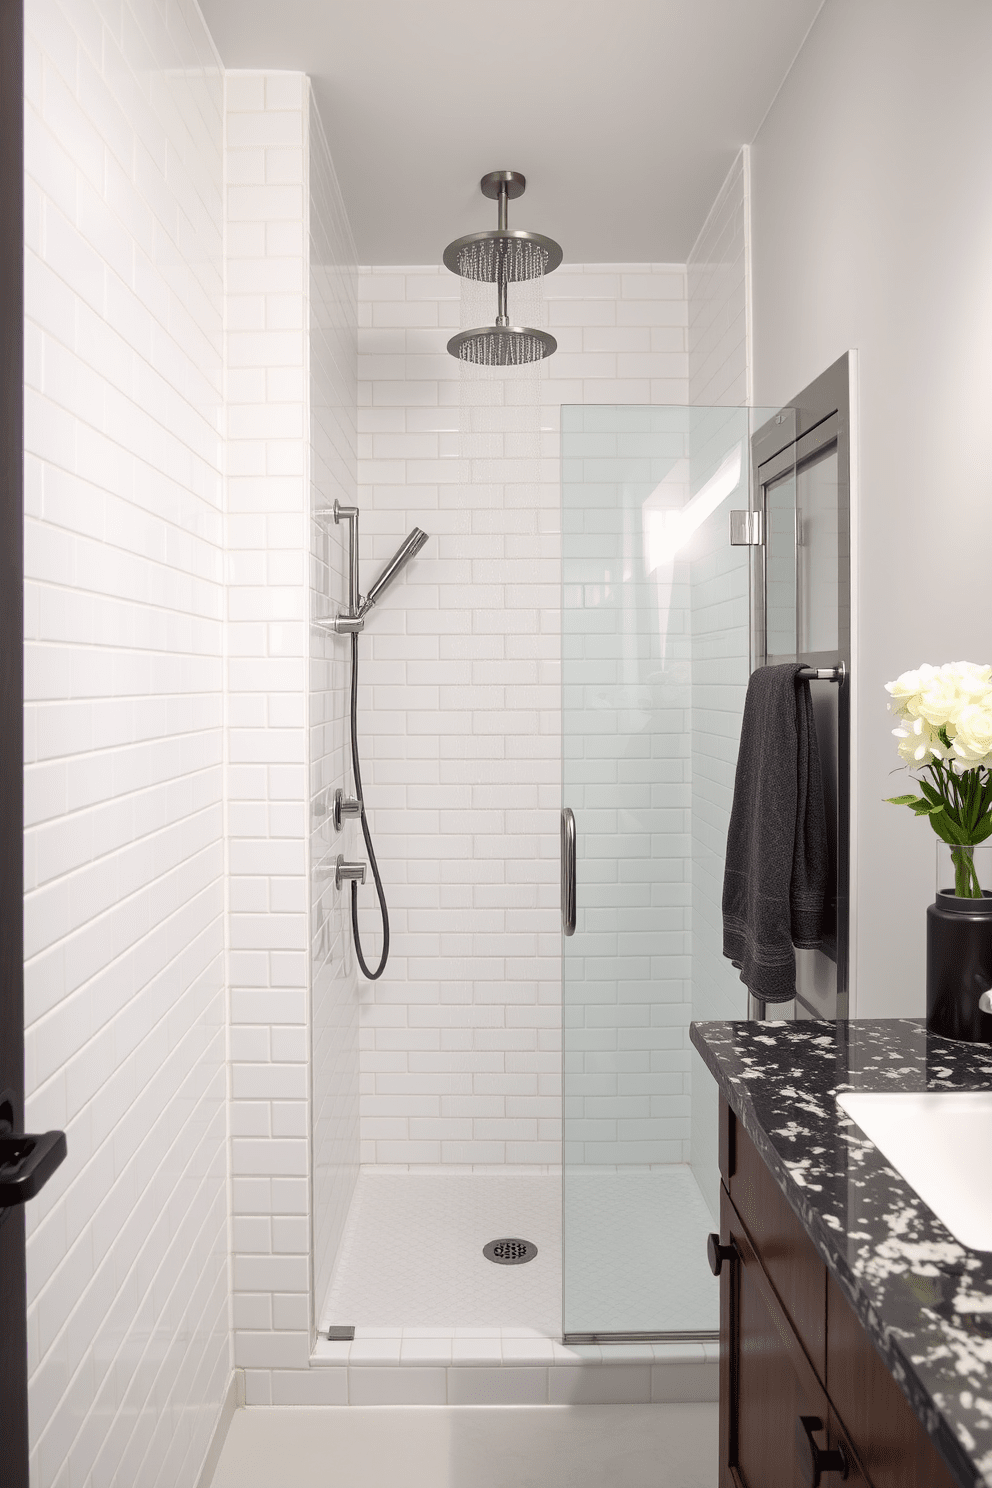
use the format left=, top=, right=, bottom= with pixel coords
left=209, top=1404, right=720, bottom=1488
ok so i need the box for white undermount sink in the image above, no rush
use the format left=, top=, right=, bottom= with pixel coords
left=836, top=1090, right=992, bottom=1252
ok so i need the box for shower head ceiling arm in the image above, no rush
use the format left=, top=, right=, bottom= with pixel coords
left=495, top=184, right=508, bottom=324
left=443, top=171, right=562, bottom=365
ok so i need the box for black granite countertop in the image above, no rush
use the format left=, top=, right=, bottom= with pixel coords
left=689, top=1018, right=992, bottom=1488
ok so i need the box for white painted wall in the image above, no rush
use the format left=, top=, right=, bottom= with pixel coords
left=23, top=1, right=229, bottom=1482
left=749, top=0, right=992, bottom=1016
left=356, top=264, right=688, bottom=1169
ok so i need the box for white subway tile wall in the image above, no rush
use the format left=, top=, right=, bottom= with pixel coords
left=356, top=264, right=688, bottom=1170
left=225, top=70, right=361, bottom=1410
left=23, top=2, right=229, bottom=1484
left=225, top=70, right=312, bottom=1401
left=687, top=149, right=751, bottom=408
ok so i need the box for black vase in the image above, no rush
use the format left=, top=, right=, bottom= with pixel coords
left=926, top=889, right=992, bottom=1043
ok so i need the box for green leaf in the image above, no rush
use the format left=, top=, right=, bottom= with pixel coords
left=929, top=815, right=959, bottom=845
left=937, top=813, right=968, bottom=845
left=885, top=794, right=923, bottom=806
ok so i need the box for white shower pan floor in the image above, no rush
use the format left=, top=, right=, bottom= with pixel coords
left=317, top=1166, right=717, bottom=1342
left=320, top=1170, right=562, bottom=1336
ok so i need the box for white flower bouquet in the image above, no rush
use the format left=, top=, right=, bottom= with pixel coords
left=885, top=662, right=992, bottom=897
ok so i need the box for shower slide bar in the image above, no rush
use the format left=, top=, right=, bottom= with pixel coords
left=314, top=499, right=364, bottom=633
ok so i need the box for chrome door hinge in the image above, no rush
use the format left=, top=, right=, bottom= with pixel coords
left=730, top=510, right=764, bottom=547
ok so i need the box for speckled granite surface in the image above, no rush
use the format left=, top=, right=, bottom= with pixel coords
left=690, top=1018, right=992, bottom=1488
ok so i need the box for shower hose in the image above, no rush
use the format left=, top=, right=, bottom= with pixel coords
left=349, top=631, right=389, bottom=979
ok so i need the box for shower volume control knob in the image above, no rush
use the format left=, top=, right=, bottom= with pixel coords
left=333, top=790, right=362, bottom=831
left=335, top=855, right=367, bottom=890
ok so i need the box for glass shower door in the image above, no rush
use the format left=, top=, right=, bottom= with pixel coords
left=561, top=405, right=765, bottom=1340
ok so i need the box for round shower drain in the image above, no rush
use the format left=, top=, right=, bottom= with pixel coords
left=483, top=1237, right=538, bottom=1265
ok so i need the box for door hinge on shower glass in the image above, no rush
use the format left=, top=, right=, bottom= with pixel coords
left=729, top=509, right=764, bottom=546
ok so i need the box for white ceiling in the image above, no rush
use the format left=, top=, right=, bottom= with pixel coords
left=199, top=0, right=823, bottom=265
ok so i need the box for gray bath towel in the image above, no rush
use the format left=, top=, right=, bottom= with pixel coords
left=722, top=663, right=828, bottom=1003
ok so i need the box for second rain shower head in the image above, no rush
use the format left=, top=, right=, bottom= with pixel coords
left=359, top=528, right=429, bottom=616
left=444, top=171, right=561, bottom=366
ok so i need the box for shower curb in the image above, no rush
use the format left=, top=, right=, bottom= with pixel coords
left=281, top=1338, right=719, bottom=1407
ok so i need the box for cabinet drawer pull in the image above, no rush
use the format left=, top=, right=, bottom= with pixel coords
left=706, top=1232, right=737, bottom=1275
left=796, top=1416, right=849, bottom=1486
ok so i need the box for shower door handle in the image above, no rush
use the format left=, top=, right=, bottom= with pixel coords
left=561, top=807, right=576, bottom=937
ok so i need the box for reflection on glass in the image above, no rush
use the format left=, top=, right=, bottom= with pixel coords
left=765, top=470, right=797, bottom=656
left=798, top=446, right=839, bottom=654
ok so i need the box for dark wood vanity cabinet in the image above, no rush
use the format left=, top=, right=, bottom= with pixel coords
left=717, top=1097, right=958, bottom=1488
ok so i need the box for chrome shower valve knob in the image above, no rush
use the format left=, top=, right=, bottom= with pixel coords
left=333, top=790, right=362, bottom=831
left=335, top=855, right=367, bottom=890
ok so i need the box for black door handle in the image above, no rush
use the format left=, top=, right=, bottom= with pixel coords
left=796, top=1415, right=849, bottom=1486
left=0, top=1090, right=66, bottom=1206
left=706, top=1232, right=737, bottom=1275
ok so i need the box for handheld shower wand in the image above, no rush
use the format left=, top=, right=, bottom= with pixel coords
left=324, top=511, right=430, bottom=980
left=360, top=528, right=429, bottom=617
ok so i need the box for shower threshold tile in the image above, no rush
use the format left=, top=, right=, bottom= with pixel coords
left=451, top=1338, right=502, bottom=1364
left=311, top=1340, right=352, bottom=1364
left=500, top=1339, right=556, bottom=1364
left=348, top=1339, right=402, bottom=1365
left=400, top=1338, right=452, bottom=1364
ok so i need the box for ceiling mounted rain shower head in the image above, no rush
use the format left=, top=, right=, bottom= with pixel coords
left=444, top=171, right=561, bottom=366
left=447, top=325, right=555, bottom=367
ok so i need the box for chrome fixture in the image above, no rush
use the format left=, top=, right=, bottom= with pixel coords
left=561, top=806, right=576, bottom=936
left=313, top=501, right=431, bottom=981
left=797, top=664, right=846, bottom=683
left=360, top=528, right=429, bottom=617
left=444, top=170, right=561, bottom=366
left=333, top=789, right=362, bottom=832
left=334, top=855, right=367, bottom=890
left=314, top=500, right=364, bottom=633
left=729, top=509, right=764, bottom=547
left=316, top=501, right=429, bottom=636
